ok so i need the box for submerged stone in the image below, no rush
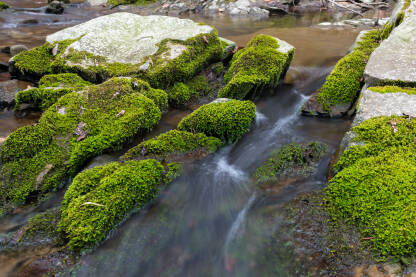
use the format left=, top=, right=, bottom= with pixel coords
left=218, top=34, right=294, bottom=100
left=0, top=77, right=161, bottom=214
left=10, top=13, right=223, bottom=86
left=177, top=99, right=256, bottom=143
left=253, top=142, right=328, bottom=185
left=122, top=129, right=222, bottom=162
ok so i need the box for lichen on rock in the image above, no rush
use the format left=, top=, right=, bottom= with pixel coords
left=0, top=77, right=161, bottom=214
left=218, top=34, right=294, bottom=100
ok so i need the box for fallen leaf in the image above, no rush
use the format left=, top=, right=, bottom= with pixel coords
left=116, top=110, right=125, bottom=118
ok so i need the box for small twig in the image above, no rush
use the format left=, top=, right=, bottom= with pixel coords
left=81, top=202, right=104, bottom=207
left=362, top=237, right=376, bottom=240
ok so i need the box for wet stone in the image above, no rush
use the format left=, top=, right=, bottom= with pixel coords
left=0, top=80, right=23, bottom=110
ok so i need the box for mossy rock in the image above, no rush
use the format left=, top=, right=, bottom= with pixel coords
left=218, top=34, right=294, bottom=100
left=20, top=208, right=62, bottom=244
left=0, top=1, right=9, bottom=9
left=253, top=142, right=328, bottom=185
left=177, top=99, right=256, bottom=143
left=327, top=115, right=416, bottom=257
left=122, top=129, right=222, bottom=162
left=10, top=13, right=223, bottom=87
left=0, top=77, right=161, bottom=214
left=168, top=75, right=211, bottom=108
left=59, top=159, right=181, bottom=250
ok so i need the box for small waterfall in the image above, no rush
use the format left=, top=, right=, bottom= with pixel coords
left=255, top=111, right=268, bottom=126
left=224, top=192, right=257, bottom=254
left=215, top=156, right=247, bottom=182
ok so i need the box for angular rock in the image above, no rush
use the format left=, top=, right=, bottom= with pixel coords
left=218, top=34, right=294, bottom=100
left=45, top=1, right=65, bottom=14
left=219, top=37, right=237, bottom=61
left=0, top=77, right=161, bottom=213
left=9, top=13, right=223, bottom=85
left=364, top=2, right=416, bottom=86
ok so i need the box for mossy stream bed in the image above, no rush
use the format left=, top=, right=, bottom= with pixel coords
left=0, top=2, right=386, bottom=276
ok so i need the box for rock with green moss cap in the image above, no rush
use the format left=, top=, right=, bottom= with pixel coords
left=301, top=29, right=385, bottom=117
left=218, top=34, right=294, bottom=100
left=177, top=99, right=256, bottom=143
left=253, top=142, right=328, bottom=185
left=15, top=73, right=92, bottom=111
left=0, top=1, right=8, bottom=9
left=58, top=159, right=175, bottom=250
left=10, top=13, right=223, bottom=87
left=168, top=75, right=211, bottom=108
left=122, top=129, right=222, bottom=162
left=0, top=77, right=161, bottom=214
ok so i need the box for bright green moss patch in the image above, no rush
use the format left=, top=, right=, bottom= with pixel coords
left=254, top=142, right=328, bottom=184
left=327, top=115, right=416, bottom=257
left=178, top=99, right=256, bottom=143
left=122, top=129, right=222, bottom=161
left=368, top=86, right=416, bottom=95
left=167, top=75, right=210, bottom=107
left=16, top=87, right=74, bottom=111
left=316, top=30, right=383, bottom=111
left=39, top=73, right=92, bottom=89
left=0, top=1, right=9, bottom=9
left=0, top=77, right=161, bottom=212
left=218, top=34, right=294, bottom=100
left=59, top=159, right=165, bottom=250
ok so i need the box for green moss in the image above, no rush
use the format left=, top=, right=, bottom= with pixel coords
left=0, top=1, right=9, bottom=9
left=327, top=115, right=416, bottom=257
left=316, top=30, right=383, bottom=111
left=211, top=62, right=224, bottom=77
left=59, top=159, right=166, bottom=250
left=368, top=86, right=416, bottom=95
left=163, top=162, right=183, bottom=184
left=168, top=75, right=210, bottom=108
left=177, top=99, right=256, bottom=143
left=131, top=78, right=168, bottom=111
left=39, top=73, right=91, bottom=89
left=15, top=87, right=74, bottom=111
left=0, top=77, right=161, bottom=212
left=218, top=34, right=294, bottom=100
left=21, top=208, right=61, bottom=242
left=253, top=142, right=328, bottom=184
left=122, top=129, right=222, bottom=161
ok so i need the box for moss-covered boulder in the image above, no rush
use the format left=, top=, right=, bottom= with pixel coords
left=15, top=73, right=92, bottom=111
left=10, top=13, right=223, bottom=87
left=253, top=142, right=328, bottom=185
left=122, top=129, right=222, bottom=162
left=327, top=117, right=416, bottom=257
left=218, top=34, right=294, bottom=100
left=177, top=99, right=256, bottom=143
left=168, top=75, right=211, bottom=108
left=58, top=159, right=175, bottom=250
left=0, top=78, right=161, bottom=215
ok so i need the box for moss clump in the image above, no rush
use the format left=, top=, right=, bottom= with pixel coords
left=368, top=86, right=416, bottom=95
left=39, top=73, right=92, bottom=89
left=177, top=99, right=256, bottom=143
left=316, top=30, right=383, bottom=112
left=16, top=87, right=74, bottom=111
left=327, top=115, right=416, bottom=257
left=0, top=1, right=9, bottom=9
left=218, top=34, right=294, bottom=100
left=122, top=129, right=222, bottom=161
left=11, top=39, right=77, bottom=81
left=253, top=142, right=328, bottom=184
left=168, top=75, right=211, bottom=108
left=131, top=78, right=168, bottom=111
left=21, top=208, right=61, bottom=242
left=59, top=159, right=165, bottom=250
left=0, top=77, right=161, bottom=212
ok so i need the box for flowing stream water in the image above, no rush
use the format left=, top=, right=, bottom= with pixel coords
left=0, top=2, right=369, bottom=276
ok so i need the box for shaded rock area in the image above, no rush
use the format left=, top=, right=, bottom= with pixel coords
left=365, top=1, right=416, bottom=86
left=0, top=79, right=27, bottom=110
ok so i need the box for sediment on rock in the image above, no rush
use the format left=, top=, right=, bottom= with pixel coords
left=218, top=34, right=294, bottom=100
left=0, top=77, right=161, bottom=215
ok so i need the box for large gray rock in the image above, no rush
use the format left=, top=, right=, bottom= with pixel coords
left=364, top=1, right=416, bottom=86
left=46, top=13, right=213, bottom=64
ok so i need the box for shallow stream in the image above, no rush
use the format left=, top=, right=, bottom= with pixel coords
left=0, top=2, right=369, bottom=276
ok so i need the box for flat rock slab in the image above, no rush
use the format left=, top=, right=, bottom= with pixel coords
left=46, top=13, right=213, bottom=65
left=364, top=2, right=416, bottom=85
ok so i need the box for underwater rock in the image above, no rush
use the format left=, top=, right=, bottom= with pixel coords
left=10, top=13, right=223, bottom=86
left=218, top=34, right=294, bottom=100
left=0, top=77, right=161, bottom=214
left=0, top=80, right=24, bottom=110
